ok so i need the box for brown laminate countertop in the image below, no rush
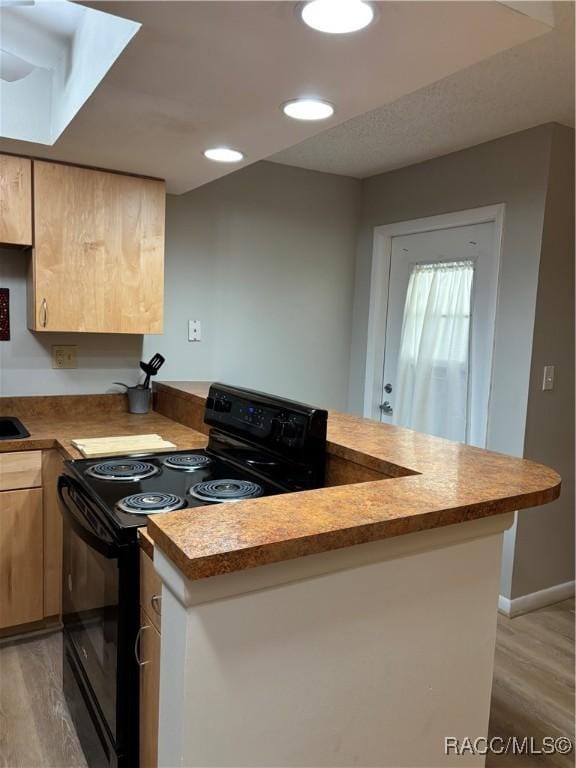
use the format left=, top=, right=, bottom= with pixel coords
left=0, top=393, right=208, bottom=459
left=144, top=382, right=561, bottom=581
left=1, top=386, right=561, bottom=583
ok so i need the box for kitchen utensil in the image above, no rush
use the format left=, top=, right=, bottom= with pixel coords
left=140, top=353, right=165, bottom=389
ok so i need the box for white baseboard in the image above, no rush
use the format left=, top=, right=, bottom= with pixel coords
left=499, top=580, right=575, bottom=617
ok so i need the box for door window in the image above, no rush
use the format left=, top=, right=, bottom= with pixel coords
left=373, top=219, right=499, bottom=446
left=394, top=260, right=474, bottom=441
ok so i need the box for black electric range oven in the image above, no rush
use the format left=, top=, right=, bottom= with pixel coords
left=58, top=383, right=327, bottom=768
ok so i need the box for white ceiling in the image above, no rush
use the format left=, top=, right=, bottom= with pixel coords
left=271, top=2, right=574, bottom=178
left=0, top=1, right=558, bottom=193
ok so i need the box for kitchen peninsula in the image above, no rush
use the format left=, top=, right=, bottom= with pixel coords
left=0, top=385, right=560, bottom=767
left=147, top=382, right=560, bottom=768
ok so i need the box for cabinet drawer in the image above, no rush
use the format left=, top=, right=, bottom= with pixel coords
left=140, top=549, right=162, bottom=632
left=0, top=451, right=42, bottom=491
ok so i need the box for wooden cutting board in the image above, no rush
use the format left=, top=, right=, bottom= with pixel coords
left=71, top=434, right=177, bottom=458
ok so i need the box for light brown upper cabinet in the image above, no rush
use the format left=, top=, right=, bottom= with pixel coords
left=0, top=154, right=33, bottom=246
left=30, top=161, right=165, bottom=333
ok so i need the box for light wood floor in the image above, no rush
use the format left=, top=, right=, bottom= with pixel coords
left=0, top=631, right=87, bottom=768
left=488, top=599, right=575, bottom=768
left=0, top=601, right=573, bottom=768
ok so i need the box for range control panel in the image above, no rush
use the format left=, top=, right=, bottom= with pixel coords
left=205, top=383, right=327, bottom=478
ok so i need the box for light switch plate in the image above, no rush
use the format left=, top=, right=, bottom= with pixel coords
left=52, top=345, right=78, bottom=369
left=542, top=364, right=555, bottom=391
left=188, top=320, right=202, bottom=342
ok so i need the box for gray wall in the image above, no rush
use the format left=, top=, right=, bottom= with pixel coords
left=0, top=162, right=360, bottom=410
left=512, top=124, right=575, bottom=597
left=145, top=161, right=360, bottom=409
left=349, top=125, right=558, bottom=598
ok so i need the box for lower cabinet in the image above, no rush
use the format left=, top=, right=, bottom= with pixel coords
left=139, top=607, right=161, bottom=768
left=0, top=487, right=44, bottom=628
left=139, top=548, right=162, bottom=767
left=0, top=449, right=64, bottom=634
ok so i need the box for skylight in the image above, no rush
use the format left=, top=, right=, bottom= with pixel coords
left=0, top=0, right=141, bottom=145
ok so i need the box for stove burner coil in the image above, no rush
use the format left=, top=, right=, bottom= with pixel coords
left=162, top=454, right=213, bottom=471
left=189, top=479, right=263, bottom=503
left=86, top=460, right=159, bottom=481
left=116, top=492, right=186, bottom=514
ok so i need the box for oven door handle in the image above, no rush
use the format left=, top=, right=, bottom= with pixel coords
left=58, top=476, right=120, bottom=559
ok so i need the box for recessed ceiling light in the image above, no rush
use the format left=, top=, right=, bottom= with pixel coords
left=282, top=98, right=335, bottom=121
left=203, top=147, right=244, bottom=163
left=300, top=0, right=374, bottom=34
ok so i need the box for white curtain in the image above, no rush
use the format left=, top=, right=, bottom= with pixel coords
left=393, top=260, right=474, bottom=442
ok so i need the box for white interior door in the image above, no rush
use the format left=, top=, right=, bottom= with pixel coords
left=379, top=222, right=498, bottom=446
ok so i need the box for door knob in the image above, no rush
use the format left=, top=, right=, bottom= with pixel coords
left=384, top=383, right=393, bottom=393
left=379, top=401, right=393, bottom=414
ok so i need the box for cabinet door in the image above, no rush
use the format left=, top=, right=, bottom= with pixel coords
left=31, top=161, right=165, bottom=333
left=139, top=609, right=161, bottom=768
left=0, top=488, right=43, bottom=629
left=0, top=154, right=32, bottom=246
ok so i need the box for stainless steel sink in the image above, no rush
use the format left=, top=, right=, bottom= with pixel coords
left=0, top=417, right=30, bottom=440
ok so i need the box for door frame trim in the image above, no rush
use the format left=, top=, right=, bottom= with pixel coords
left=363, top=204, right=506, bottom=440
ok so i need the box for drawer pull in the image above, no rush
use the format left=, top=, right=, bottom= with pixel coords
left=150, top=594, right=162, bottom=615
left=41, top=298, right=48, bottom=328
left=135, top=625, right=151, bottom=667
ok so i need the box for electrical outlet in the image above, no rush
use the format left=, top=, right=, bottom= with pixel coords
left=52, top=345, right=78, bottom=369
